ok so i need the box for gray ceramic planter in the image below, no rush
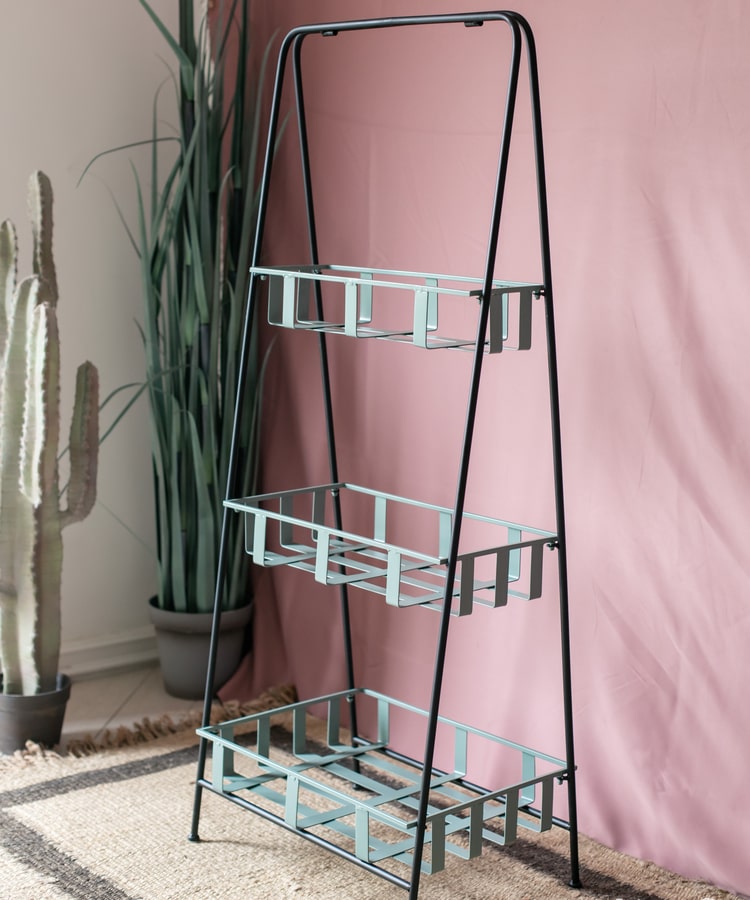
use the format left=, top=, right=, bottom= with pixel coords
left=0, top=674, right=71, bottom=754
left=148, top=598, right=251, bottom=700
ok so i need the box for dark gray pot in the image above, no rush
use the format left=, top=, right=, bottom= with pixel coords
left=0, top=674, right=71, bottom=755
left=148, top=597, right=252, bottom=700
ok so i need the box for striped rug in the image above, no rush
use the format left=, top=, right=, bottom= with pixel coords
left=0, top=687, right=741, bottom=900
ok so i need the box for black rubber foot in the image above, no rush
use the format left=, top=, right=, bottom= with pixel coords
left=188, top=833, right=201, bottom=843
left=568, top=878, right=582, bottom=889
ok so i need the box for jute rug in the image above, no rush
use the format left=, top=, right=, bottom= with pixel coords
left=0, top=684, right=741, bottom=900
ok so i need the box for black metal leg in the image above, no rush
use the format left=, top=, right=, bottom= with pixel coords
left=517, top=7, right=582, bottom=887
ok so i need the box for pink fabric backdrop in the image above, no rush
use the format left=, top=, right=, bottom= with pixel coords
left=225, top=2, right=750, bottom=895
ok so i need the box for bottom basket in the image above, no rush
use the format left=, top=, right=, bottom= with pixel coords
left=197, top=688, right=570, bottom=877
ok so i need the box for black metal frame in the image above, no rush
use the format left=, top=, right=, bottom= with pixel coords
left=189, top=11, right=580, bottom=898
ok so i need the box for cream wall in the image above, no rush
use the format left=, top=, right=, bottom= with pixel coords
left=1, top=2, right=179, bottom=674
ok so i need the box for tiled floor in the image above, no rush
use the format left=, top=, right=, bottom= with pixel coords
left=60, top=664, right=203, bottom=751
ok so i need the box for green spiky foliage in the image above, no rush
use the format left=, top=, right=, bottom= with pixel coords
left=84, top=0, right=274, bottom=614
left=0, top=171, right=99, bottom=696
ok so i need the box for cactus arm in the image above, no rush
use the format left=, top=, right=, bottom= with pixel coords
left=0, top=278, right=39, bottom=507
left=0, top=277, right=40, bottom=693
left=21, top=174, right=63, bottom=694
left=28, top=172, right=58, bottom=308
left=0, top=220, right=17, bottom=347
left=62, top=361, right=99, bottom=528
left=26, top=302, right=63, bottom=693
left=19, top=300, right=48, bottom=506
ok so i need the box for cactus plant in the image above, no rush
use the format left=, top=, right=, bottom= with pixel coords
left=0, top=171, right=99, bottom=696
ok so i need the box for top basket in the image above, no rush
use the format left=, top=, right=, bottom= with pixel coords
left=254, top=264, right=542, bottom=353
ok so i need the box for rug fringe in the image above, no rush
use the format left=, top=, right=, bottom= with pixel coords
left=64, top=682, right=297, bottom=757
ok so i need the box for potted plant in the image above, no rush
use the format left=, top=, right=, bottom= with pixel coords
left=0, top=171, right=99, bottom=753
left=83, top=0, right=273, bottom=699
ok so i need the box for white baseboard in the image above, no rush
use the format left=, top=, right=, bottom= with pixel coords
left=59, top=627, right=158, bottom=681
